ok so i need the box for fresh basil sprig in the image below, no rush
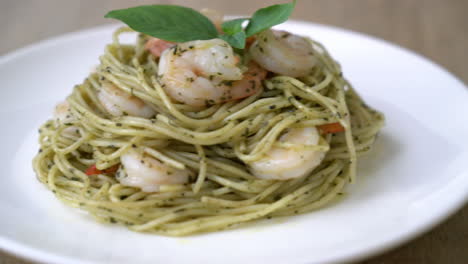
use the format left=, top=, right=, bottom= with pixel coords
left=245, top=1, right=296, bottom=37
left=105, top=5, right=218, bottom=42
left=219, top=32, right=247, bottom=49
left=219, top=18, right=249, bottom=48
left=105, top=1, right=296, bottom=49
left=221, top=18, right=249, bottom=35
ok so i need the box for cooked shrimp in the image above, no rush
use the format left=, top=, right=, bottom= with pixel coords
left=54, top=101, right=79, bottom=137
left=158, top=38, right=267, bottom=106
left=249, top=29, right=317, bottom=77
left=117, top=149, right=190, bottom=192
left=54, top=101, right=74, bottom=124
left=248, top=126, right=327, bottom=180
left=97, top=82, right=156, bottom=118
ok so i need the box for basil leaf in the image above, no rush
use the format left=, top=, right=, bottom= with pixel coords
left=219, top=31, right=247, bottom=49
left=245, top=1, right=296, bottom=37
left=222, top=18, right=249, bottom=35
left=105, top=5, right=218, bottom=42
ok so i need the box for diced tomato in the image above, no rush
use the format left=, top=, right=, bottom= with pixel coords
left=85, top=164, right=119, bottom=176
left=144, top=38, right=175, bottom=58
left=317, top=122, right=345, bottom=134
left=85, top=165, right=99, bottom=176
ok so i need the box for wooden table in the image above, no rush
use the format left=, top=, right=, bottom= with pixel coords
left=1, top=0, right=466, bottom=263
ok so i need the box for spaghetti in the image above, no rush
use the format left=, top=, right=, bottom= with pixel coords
left=33, top=27, right=384, bottom=236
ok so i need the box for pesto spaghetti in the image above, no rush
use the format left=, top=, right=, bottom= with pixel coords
left=33, top=11, right=383, bottom=236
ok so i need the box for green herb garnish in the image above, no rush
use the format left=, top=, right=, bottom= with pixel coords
left=245, top=1, right=296, bottom=37
left=105, top=5, right=218, bottom=42
left=221, top=18, right=249, bottom=35
left=105, top=1, right=296, bottom=49
left=219, top=31, right=247, bottom=49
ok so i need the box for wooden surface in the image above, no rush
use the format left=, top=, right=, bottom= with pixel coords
left=0, top=0, right=467, bottom=263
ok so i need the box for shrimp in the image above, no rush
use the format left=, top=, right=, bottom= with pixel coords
left=249, top=29, right=317, bottom=77
left=53, top=100, right=79, bottom=137
left=158, top=38, right=267, bottom=106
left=97, top=82, right=156, bottom=118
left=248, top=126, right=327, bottom=180
left=54, top=100, right=75, bottom=125
left=117, top=149, right=190, bottom=192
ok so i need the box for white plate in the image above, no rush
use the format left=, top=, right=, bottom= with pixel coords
left=0, top=21, right=467, bottom=264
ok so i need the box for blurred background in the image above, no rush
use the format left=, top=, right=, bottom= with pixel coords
left=0, top=0, right=467, bottom=263
left=1, top=0, right=467, bottom=84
